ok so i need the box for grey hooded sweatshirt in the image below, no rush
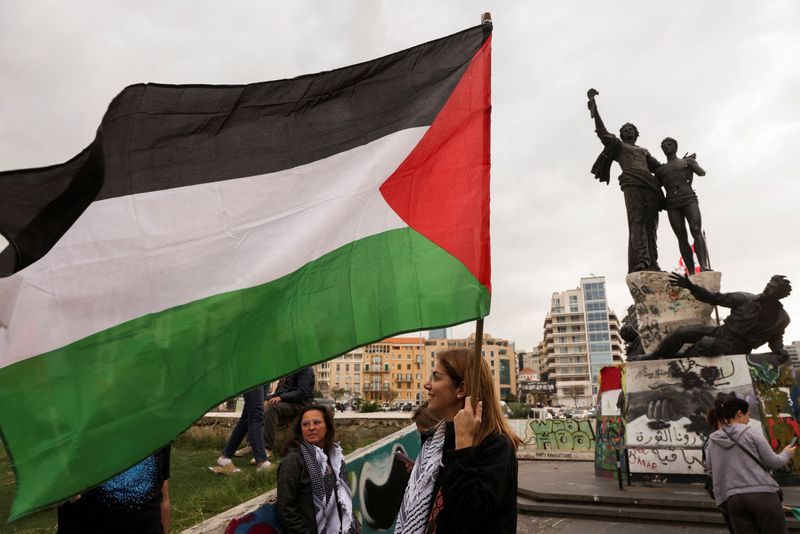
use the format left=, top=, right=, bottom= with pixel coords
left=706, top=423, right=790, bottom=506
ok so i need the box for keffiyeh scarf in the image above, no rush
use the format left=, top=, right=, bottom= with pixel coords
left=395, top=421, right=447, bottom=534
left=299, top=440, right=355, bottom=534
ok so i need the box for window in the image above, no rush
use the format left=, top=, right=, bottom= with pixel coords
left=354, top=363, right=360, bottom=371
left=397, top=364, right=401, bottom=370
left=556, top=326, right=567, bottom=333
left=406, top=364, right=411, bottom=370
left=345, top=364, right=349, bottom=371
left=336, top=364, right=340, bottom=371
left=499, top=360, right=511, bottom=385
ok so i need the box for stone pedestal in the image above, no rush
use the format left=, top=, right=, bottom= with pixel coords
left=626, top=271, right=721, bottom=354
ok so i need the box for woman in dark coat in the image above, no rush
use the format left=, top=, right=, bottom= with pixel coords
left=277, top=405, right=358, bottom=534
left=395, top=349, right=521, bottom=534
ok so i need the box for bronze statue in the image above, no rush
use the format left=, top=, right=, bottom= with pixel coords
left=587, top=89, right=664, bottom=273
left=655, top=137, right=709, bottom=273
left=620, top=324, right=644, bottom=359
left=636, top=273, right=792, bottom=360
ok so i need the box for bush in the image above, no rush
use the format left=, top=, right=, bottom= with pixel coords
left=359, top=400, right=381, bottom=413
left=508, top=402, right=529, bottom=419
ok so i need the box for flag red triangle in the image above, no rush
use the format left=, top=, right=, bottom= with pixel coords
left=380, top=37, right=491, bottom=292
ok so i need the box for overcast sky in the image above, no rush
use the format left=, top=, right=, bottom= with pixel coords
left=1, top=1, right=798, bottom=351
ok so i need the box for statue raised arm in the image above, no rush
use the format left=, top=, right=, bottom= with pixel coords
left=586, top=89, right=664, bottom=273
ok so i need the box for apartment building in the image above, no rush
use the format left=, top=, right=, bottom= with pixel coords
left=363, top=337, right=426, bottom=403
left=540, top=276, right=623, bottom=407
left=425, top=332, right=517, bottom=401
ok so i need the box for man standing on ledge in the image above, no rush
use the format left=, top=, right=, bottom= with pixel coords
left=587, top=88, right=664, bottom=273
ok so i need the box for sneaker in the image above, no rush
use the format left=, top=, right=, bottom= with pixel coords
left=250, top=458, right=257, bottom=465
left=255, top=460, right=273, bottom=472
left=209, top=463, right=241, bottom=475
left=234, top=446, right=252, bottom=457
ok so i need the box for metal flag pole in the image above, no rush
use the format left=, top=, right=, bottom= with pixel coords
left=469, top=11, right=492, bottom=408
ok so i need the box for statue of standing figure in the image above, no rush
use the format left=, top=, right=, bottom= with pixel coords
left=655, top=137, right=710, bottom=274
left=587, top=89, right=664, bottom=273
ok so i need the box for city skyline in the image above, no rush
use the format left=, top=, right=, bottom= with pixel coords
left=1, top=1, right=797, bottom=351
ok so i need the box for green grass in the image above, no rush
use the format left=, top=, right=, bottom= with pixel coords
left=1, top=424, right=398, bottom=533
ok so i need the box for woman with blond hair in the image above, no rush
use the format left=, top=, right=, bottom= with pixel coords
left=395, top=349, right=521, bottom=534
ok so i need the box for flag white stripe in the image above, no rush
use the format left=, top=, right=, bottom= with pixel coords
left=0, top=127, right=427, bottom=368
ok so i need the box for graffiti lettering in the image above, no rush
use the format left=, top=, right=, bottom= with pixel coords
left=529, top=419, right=595, bottom=451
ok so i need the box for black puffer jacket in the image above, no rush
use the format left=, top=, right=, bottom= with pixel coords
left=276, top=446, right=317, bottom=534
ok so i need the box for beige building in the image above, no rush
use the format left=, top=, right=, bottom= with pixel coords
left=425, top=332, right=517, bottom=401
left=315, top=331, right=517, bottom=404
left=540, top=276, right=623, bottom=407
left=363, top=337, right=426, bottom=403
left=314, top=349, right=364, bottom=400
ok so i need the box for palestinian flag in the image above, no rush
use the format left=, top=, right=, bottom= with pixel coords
left=0, top=24, right=491, bottom=519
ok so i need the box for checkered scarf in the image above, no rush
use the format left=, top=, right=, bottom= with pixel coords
left=395, top=421, right=446, bottom=534
left=299, top=441, right=354, bottom=534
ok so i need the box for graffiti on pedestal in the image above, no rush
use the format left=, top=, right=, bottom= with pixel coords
left=625, top=354, right=759, bottom=475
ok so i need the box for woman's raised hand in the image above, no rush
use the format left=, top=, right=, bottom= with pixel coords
left=454, top=396, right=482, bottom=450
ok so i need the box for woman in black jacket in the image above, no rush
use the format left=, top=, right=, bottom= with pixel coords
left=276, top=405, right=358, bottom=534
left=395, top=349, right=521, bottom=534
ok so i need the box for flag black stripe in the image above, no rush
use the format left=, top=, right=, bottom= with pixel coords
left=0, top=24, right=491, bottom=274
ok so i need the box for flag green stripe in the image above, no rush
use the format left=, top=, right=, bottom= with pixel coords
left=0, top=226, right=489, bottom=519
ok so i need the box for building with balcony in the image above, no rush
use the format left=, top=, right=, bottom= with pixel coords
left=313, top=349, right=363, bottom=400
left=540, top=276, right=622, bottom=407
left=362, top=337, right=426, bottom=403
left=425, top=332, right=517, bottom=401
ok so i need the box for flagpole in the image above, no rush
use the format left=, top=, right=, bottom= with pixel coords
left=469, top=12, right=491, bottom=409
left=471, top=318, right=484, bottom=406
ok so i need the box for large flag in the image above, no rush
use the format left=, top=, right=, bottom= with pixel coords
left=0, top=24, right=491, bottom=519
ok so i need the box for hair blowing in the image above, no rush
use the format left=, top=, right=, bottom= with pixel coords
left=437, top=349, right=522, bottom=449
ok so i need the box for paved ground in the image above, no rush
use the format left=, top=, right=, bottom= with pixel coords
left=518, top=460, right=800, bottom=504
left=517, top=515, right=727, bottom=533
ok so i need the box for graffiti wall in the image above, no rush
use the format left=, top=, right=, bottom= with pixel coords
left=510, top=418, right=595, bottom=460
left=625, top=354, right=760, bottom=476
left=348, top=426, right=421, bottom=533
left=747, top=353, right=800, bottom=480
left=594, top=366, right=624, bottom=476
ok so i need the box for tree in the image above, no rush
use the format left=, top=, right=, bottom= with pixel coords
left=331, top=388, right=349, bottom=402
left=381, top=389, right=398, bottom=404
left=563, top=386, right=584, bottom=407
